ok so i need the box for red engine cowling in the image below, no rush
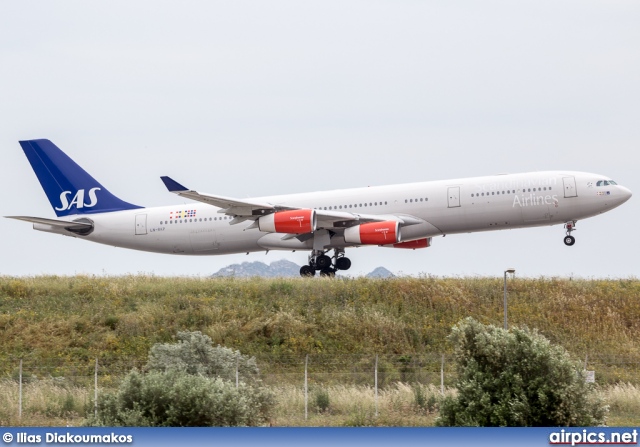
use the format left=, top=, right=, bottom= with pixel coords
left=391, top=238, right=431, bottom=249
left=258, top=209, right=316, bottom=234
left=344, top=221, right=400, bottom=245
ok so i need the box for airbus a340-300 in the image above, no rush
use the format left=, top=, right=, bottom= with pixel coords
left=7, top=140, right=632, bottom=276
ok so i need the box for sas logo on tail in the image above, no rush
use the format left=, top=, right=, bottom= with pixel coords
left=55, top=188, right=101, bottom=211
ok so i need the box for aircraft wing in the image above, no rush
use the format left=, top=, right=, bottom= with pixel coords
left=5, top=216, right=93, bottom=230
left=161, top=176, right=285, bottom=216
left=161, top=176, right=426, bottom=229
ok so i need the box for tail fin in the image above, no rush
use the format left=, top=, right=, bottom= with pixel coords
left=19, top=139, right=143, bottom=217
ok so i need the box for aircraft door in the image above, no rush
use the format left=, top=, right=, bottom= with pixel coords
left=447, top=186, right=461, bottom=208
left=135, top=214, right=147, bottom=235
left=563, top=176, right=578, bottom=198
left=190, top=228, right=219, bottom=251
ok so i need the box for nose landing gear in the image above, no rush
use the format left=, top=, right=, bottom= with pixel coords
left=564, top=221, right=576, bottom=246
left=299, top=249, right=351, bottom=277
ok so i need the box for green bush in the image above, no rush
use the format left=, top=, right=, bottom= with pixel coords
left=413, top=385, right=439, bottom=413
left=314, top=388, right=330, bottom=413
left=89, top=331, right=274, bottom=426
left=146, top=331, right=259, bottom=382
left=91, top=370, right=274, bottom=426
left=436, top=318, right=607, bottom=426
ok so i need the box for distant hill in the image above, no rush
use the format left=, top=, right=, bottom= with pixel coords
left=366, top=267, right=395, bottom=278
left=212, top=259, right=396, bottom=278
left=212, top=259, right=300, bottom=277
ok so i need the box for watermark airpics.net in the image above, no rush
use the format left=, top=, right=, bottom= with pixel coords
left=549, top=429, right=638, bottom=446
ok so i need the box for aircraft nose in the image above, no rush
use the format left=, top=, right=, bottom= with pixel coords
left=618, top=186, right=632, bottom=203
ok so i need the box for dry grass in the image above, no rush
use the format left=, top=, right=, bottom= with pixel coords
left=0, top=379, right=90, bottom=426
left=0, top=378, right=638, bottom=427
left=600, top=383, right=640, bottom=426
left=271, top=382, right=450, bottom=426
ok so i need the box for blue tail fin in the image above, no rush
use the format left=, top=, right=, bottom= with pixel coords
left=19, top=139, right=143, bottom=217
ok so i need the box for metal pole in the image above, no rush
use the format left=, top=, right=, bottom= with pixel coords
left=19, top=359, right=22, bottom=419
left=503, top=268, right=515, bottom=330
left=304, top=354, right=308, bottom=420
left=440, top=354, right=444, bottom=396
left=503, top=271, right=508, bottom=330
left=584, top=353, right=588, bottom=370
left=94, top=358, right=98, bottom=419
left=374, top=354, right=378, bottom=417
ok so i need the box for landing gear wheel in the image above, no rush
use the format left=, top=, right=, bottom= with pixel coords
left=564, top=235, right=575, bottom=246
left=335, top=257, right=351, bottom=271
left=300, top=265, right=316, bottom=277
left=315, top=255, right=332, bottom=270
left=319, top=269, right=335, bottom=277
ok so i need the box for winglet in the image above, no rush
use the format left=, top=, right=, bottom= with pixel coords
left=161, top=176, right=188, bottom=192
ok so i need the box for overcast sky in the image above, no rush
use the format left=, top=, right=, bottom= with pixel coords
left=1, top=1, right=638, bottom=278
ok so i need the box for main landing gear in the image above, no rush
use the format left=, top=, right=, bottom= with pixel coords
left=564, top=221, right=576, bottom=246
left=299, top=249, right=351, bottom=277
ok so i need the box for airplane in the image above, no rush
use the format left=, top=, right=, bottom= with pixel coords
left=6, top=139, right=633, bottom=277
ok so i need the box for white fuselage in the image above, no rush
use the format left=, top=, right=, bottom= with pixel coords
left=35, top=171, right=631, bottom=255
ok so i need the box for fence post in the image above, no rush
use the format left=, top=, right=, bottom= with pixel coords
left=304, top=354, right=308, bottom=420
left=584, top=353, right=588, bottom=370
left=94, top=358, right=98, bottom=419
left=19, top=359, right=22, bottom=419
left=440, top=354, right=445, bottom=395
left=374, top=354, right=378, bottom=417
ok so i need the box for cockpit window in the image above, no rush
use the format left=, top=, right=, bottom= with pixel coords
left=609, top=180, right=618, bottom=185
left=596, top=180, right=603, bottom=186
left=604, top=181, right=610, bottom=186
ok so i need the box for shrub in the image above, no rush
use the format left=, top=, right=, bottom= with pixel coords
left=89, top=331, right=274, bottom=426
left=436, top=318, right=607, bottom=426
left=314, top=388, right=330, bottom=413
left=146, top=331, right=259, bottom=382
left=91, top=369, right=274, bottom=426
left=413, top=384, right=439, bottom=413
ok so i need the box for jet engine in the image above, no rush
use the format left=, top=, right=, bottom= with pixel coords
left=258, top=209, right=316, bottom=234
left=344, top=221, right=400, bottom=245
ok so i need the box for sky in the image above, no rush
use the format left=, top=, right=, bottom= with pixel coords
left=1, top=1, right=638, bottom=278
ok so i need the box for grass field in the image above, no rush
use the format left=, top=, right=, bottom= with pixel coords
left=1, top=275, right=639, bottom=426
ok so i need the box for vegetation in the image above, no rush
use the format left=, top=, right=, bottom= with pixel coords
left=90, top=370, right=273, bottom=426
left=436, top=318, right=607, bottom=426
left=89, top=332, right=274, bottom=426
left=146, top=331, right=260, bottom=383
left=0, top=275, right=639, bottom=426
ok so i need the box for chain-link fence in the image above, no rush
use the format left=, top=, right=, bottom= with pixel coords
left=1, top=352, right=639, bottom=423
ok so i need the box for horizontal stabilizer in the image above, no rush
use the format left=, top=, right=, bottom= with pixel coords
left=5, top=216, right=93, bottom=231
